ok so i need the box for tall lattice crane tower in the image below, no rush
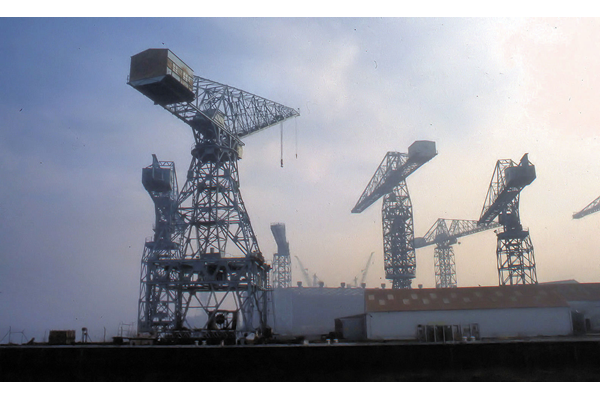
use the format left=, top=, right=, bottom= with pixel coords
left=414, top=219, right=500, bottom=288
left=479, top=154, right=537, bottom=285
left=129, top=49, right=299, bottom=341
left=270, top=223, right=292, bottom=288
left=352, top=141, right=437, bottom=289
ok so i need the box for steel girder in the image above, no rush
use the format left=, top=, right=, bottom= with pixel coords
left=573, top=194, right=600, bottom=219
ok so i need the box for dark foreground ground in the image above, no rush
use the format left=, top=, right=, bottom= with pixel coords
left=2, top=337, right=600, bottom=381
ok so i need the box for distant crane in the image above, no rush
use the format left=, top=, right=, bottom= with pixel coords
left=573, top=195, right=600, bottom=219
left=479, top=154, right=537, bottom=285
left=270, top=223, right=292, bottom=288
left=294, top=256, right=321, bottom=287
left=352, top=141, right=437, bottom=289
left=129, top=49, right=299, bottom=341
left=352, top=252, right=375, bottom=288
left=414, top=219, right=501, bottom=288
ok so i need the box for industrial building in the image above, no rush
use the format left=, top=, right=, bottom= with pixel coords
left=271, top=287, right=364, bottom=340
left=271, top=283, right=600, bottom=343
left=356, top=285, right=572, bottom=341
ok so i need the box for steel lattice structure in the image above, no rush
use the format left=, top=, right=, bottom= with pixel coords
left=479, top=154, right=537, bottom=285
left=352, top=142, right=437, bottom=289
left=573, top=194, right=600, bottom=219
left=129, top=49, right=299, bottom=341
left=138, top=155, right=181, bottom=333
left=270, top=223, right=292, bottom=288
left=414, top=219, right=500, bottom=288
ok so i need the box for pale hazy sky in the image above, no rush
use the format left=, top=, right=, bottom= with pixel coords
left=2, top=15, right=600, bottom=341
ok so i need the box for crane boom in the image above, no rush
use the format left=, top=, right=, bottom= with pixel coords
left=163, top=77, right=300, bottom=140
left=573, top=194, right=600, bottom=219
left=415, top=219, right=501, bottom=248
left=479, top=154, right=536, bottom=224
left=270, top=223, right=290, bottom=256
left=128, top=49, right=299, bottom=142
left=360, top=251, right=375, bottom=285
left=294, top=256, right=312, bottom=287
left=352, top=141, right=437, bottom=213
left=352, top=252, right=375, bottom=287
left=414, top=218, right=500, bottom=288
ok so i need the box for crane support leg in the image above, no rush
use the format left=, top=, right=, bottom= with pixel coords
left=496, top=232, right=537, bottom=285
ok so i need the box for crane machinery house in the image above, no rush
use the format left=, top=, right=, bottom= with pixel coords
left=407, top=140, right=436, bottom=162
left=128, top=48, right=195, bottom=105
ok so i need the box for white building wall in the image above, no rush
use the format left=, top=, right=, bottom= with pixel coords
left=366, top=307, right=572, bottom=340
left=271, top=287, right=365, bottom=339
left=567, top=300, right=600, bottom=331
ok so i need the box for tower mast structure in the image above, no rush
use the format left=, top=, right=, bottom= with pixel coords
left=270, top=223, right=292, bottom=288
left=478, top=154, right=537, bottom=285
left=129, top=49, right=299, bottom=341
left=139, top=155, right=181, bottom=332
left=352, top=141, right=437, bottom=289
left=414, top=219, right=500, bottom=288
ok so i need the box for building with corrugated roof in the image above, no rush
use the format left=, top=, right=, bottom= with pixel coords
left=357, top=285, right=573, bottom=341
left=271, top=283, right=600, bottom=342
left=334, top=283, right=600, bottom=342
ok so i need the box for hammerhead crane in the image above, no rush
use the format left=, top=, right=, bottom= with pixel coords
left=352, top=141, right=437, bottom=289
left=128, top=49, right=299, bottom=340
left=479, top=154, right=537, bottom=285
left=573, top=195, right=600, bottom=219
left=414, top=219, right=500, bottom=288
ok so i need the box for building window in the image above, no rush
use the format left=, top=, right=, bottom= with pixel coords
left=430, top=293, right=437, bottom=299
left=403, top=299, right=410, bottom=305
left=442, top=298, right=450, bottom=304
left=387, top=294, right=394, bottom=300
left=411, top=293, right=418, bottom=300
left=379, top=299, right=386, bottom=306
left=422, top=298, right=430, bottom=304
left=368, top=295, right=375, bottom=301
